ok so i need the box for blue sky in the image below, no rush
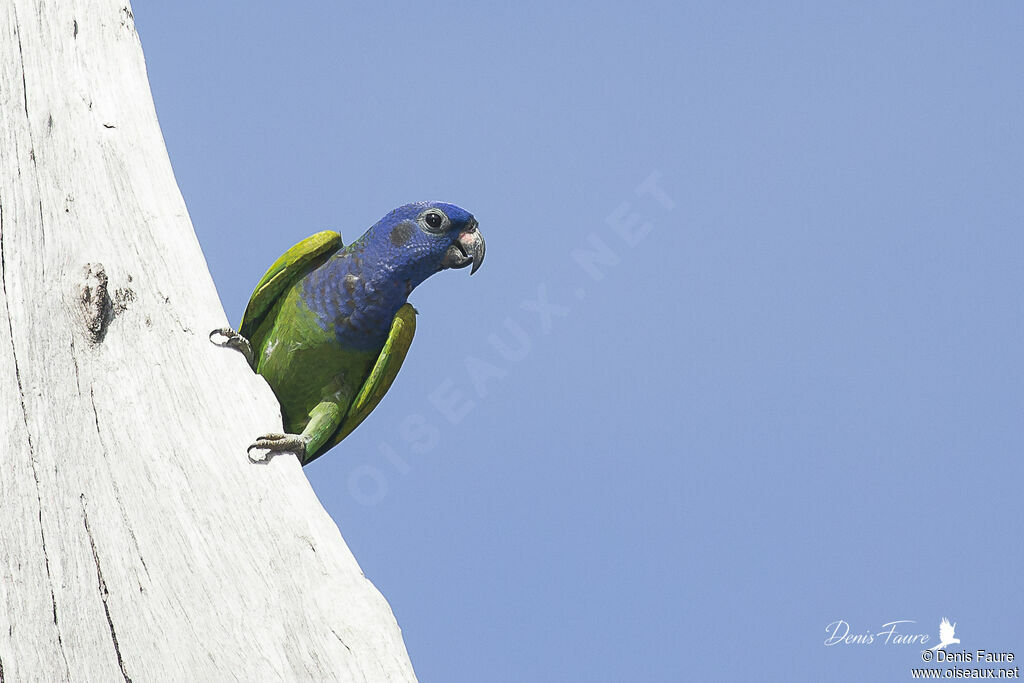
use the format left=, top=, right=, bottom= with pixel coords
left=136, top=2, right=1023, bottom=680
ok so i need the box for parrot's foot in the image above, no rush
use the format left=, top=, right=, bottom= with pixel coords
left=247, top=433, right=307, bottom=463
left=209, top=327, right=255, bottom=368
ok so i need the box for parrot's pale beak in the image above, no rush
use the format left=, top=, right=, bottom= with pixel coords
left=442, top=219, right=485, bottom=274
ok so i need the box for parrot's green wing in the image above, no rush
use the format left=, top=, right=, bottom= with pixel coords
left=238, top=230, right=343, bottom=341
left=317, top=303, right=417, bottom=457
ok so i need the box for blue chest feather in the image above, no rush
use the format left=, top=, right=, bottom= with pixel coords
left=300, top=220, right=437, bottom=351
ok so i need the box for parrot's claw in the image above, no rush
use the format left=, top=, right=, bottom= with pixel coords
left=247, top=433, right=307, bottom=463
left=209, top=327, right=255, bottom=368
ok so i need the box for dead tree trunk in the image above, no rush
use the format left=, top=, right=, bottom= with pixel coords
left=0, top=1, right=417, bottom=680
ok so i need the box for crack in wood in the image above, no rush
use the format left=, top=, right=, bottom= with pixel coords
left=15, top=26, right=28, bottom=118
left=156, top=289, right=194, bottom=335
left=39, top=509, right=57, bottom=630
left=2, top=201, right=55, bottom=613
left=330, top=629, right=353, bottom=656
left=89, top=388, right=150, bottom=578
left=3, top=197, right=71, bottom=680
left=70, top=335, right=82, bottom=394
left=90, top=387, right=103, bottom=438
left=82, top=498, right=133, bottom=683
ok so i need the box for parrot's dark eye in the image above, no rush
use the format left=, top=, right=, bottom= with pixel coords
left=419, top=209, right=449, bottom=233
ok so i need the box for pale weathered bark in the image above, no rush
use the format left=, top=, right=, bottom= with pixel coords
left=0, top=1, right=417, bottom=680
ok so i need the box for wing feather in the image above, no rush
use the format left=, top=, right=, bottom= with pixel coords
left=311, top=303, right=417, bottom=459
left=238, top=230, right=343, bottom=341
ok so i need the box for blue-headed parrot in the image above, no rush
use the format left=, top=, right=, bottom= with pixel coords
left=211, top=202, right=485, bottom=464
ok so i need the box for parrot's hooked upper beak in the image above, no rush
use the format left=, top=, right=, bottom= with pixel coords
left=442, top=218, right=486, bottom=275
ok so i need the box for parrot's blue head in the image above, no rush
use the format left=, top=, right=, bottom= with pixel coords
left=358, top=201, right=485, bottom=290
